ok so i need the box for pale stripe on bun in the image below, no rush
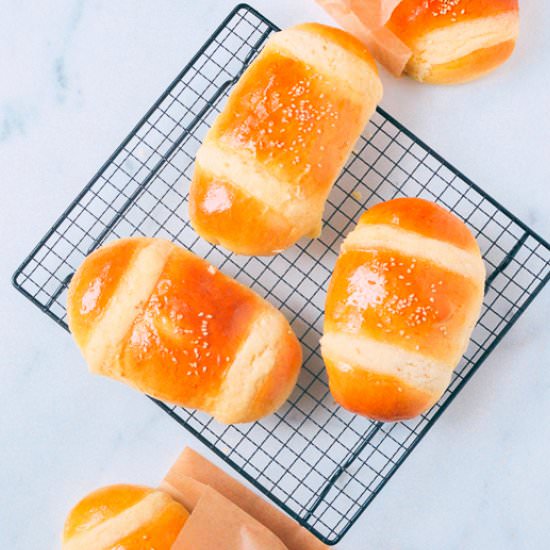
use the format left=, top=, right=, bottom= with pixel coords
left=195, top=142, right=320, bottom=238
left=82, top=239, right=172, bottom=374
left=321, top=331, right=451, bottom=396
left=409, top=12, right=519, bottom=81
left=212, top=309, right=300, bottom=424
left=342, top=222, right=485, bottom=282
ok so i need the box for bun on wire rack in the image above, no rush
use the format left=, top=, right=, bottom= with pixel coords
left=321, top=198, right=485, bottom=421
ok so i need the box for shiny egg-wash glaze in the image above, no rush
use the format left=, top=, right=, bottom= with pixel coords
left=321, top=198, right=485, bottom=421
left=67, top=237, right=302, bottom=423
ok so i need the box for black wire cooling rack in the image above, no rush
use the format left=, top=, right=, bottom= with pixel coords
left=12, top=4, right=550, bottom=545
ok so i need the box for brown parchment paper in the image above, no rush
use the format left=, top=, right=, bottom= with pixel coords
left=160, top=447, right=329, bottom=550
left=316, top=0, right=411, bottom=76
left=169, top=485, right=287, bottom=550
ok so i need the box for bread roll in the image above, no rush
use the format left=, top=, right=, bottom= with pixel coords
left=67, top=237, right=302, bottom=423
left=317, top=0, right=519, bottom=83
left=321, top=198, right=485, bottom=421
left=189, top=23, right=383, bottom=255
left=387, top=0, right=519, bottom=83
left=62, top=484, right=189, bottom=549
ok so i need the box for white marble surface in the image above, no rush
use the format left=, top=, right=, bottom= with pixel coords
left=1, top=1, right=549, bottom=548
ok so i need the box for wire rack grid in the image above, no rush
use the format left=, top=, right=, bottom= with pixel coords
left=12, top=4, right=550, bottom=545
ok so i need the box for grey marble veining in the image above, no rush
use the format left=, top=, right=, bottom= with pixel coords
left=1, top=1, right=549, bottom=549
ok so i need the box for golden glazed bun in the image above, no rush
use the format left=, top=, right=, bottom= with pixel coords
left=317, top=0, right=519, bottom=83
left=62, top=484, right=189, bottom=549
left=189, top=23, right=383, bottom=255
left=387, top=0, right=519, bottom=83
left=321, top=198, right=485, bottom=421
left=67, top=237, right=302, bottom=423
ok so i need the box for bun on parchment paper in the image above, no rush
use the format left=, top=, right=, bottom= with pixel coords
left=317, top=0, right=519, bottom=83
left=62, top=484, right=189, bottom=549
